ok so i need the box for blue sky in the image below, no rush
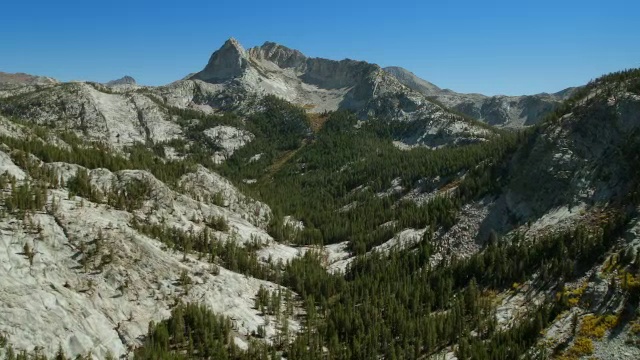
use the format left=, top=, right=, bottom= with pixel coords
left=1, top=0, right=638, bottom=95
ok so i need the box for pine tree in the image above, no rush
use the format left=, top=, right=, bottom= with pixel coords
left=54, top=344, right=67, bottom=360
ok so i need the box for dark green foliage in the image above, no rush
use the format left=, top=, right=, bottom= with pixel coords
left=55, top=344, right=67, bottom=360
left=280, top=251, right=345, bottom=301
left=66, top=168, right=151, bottom=210
left=0, top=134, right=193, bottom=186
left=178, top=269, right=192, bottom=286
left=207, top=215, right=230, bottom=232
left=107, top=177, right=152, bottom=211
left=4, top=182, right=47, bottom=214
left=67, top=168, right=101, bottom=202
left=8, top=150, right=60, bottom=187
left=275, top=214, right=625, bottom=360
left=246, top=95, right=311, bottom=151
left=167, top=109, right=243, bottom=162
left=134, top=303, right=247, bottom=360
left=210, top=192, right=225, bottom=207
left=0, top=331, right=7, bottom=348
left=457, top=302, right=562, bottom=360
left=131, top=220, right=272, bottom=280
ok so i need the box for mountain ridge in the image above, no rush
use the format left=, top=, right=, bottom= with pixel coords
left=2, top=38, right=574, bottom=128
left=383, top=65, right=579, bottom=126
left=187, top=38, right=575, bottom=127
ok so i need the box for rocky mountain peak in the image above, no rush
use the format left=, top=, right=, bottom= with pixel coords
left=106, top=75, right=136, bottom=86
left=223, top=37, right=245, bottom=52
left=191, top=37, right=249, bottom=83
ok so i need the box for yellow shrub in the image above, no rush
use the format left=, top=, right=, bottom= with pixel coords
left=602, top=314, right=618, bottom=328
left=562, top=282, right=587, bottom=308
left=568, top=297, right=580, bottom=307
left=557, top=337, right=594, bottom=359
left=579, top=314, right=618, bottom=339
left=569, top=337, right=594, bottom=357
left=619, top=271, right=640, bottom=291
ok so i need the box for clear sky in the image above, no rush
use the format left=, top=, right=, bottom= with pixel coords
left=1, top=0, right=638, bottom=95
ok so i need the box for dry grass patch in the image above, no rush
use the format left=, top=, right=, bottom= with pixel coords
left=307, top=112, right=330, bottom=133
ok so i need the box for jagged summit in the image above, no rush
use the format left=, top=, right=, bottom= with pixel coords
left=190, top=38, right=378, bottom=86
left=188, top=37, right=390, bottom=113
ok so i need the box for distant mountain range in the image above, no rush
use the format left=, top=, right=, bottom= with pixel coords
left=0, top=39, right=577, bottom=128
left=186, top=38, right=574, bottom=127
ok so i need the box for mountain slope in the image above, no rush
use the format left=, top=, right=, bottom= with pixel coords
left=0, top=114, right=303, bottom=358
left=491, top=69, right=640, bottom=359
left=0, top=82, right=182, bottom=147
